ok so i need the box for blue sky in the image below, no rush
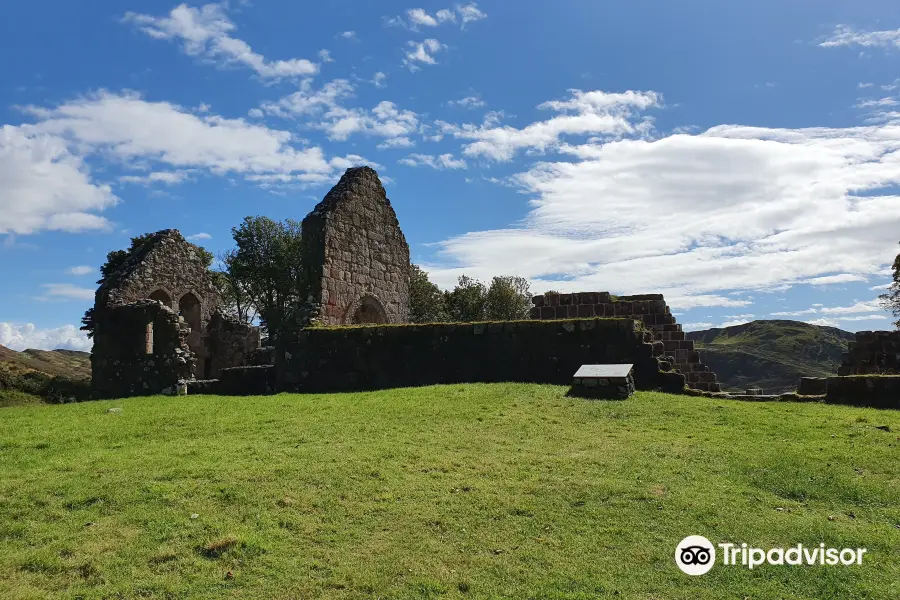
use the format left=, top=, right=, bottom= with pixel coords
left=1, top=0, right=899, bottom=350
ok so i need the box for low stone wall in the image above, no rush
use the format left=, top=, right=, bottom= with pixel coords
left=826, top=376, right=900, bottom=409
left=531, top=292, right=721, bottom=392
left=206, top=312, right=261, bottom=379
left=91, top=300, right=194, bottom=399
left=838, top=330, right=900, bottom=375
left=277, top=318, right=685, bottom=394
left=220, top=365, right=277, bottom=396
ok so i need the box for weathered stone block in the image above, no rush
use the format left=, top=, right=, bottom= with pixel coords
left=798, top=377, right=827, bottom=396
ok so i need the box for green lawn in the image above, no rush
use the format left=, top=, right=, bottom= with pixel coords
left=0, top=384, right=898, bottom=599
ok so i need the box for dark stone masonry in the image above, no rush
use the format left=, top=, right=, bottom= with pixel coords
left=91, top=300, right=194, bottom=399
left=838, top=330, right=900, bottom=375
left=89, top=230, right=260, bottom=398
left=277, top=318, right=686, bottom=394
left=301, top=166, right=411, bottom=326
left=529, top=292, right=722, bottom=392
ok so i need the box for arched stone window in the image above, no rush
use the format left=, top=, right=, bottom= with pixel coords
left=149, top=289, right=172, bottom=307
left=178, top=292, right=202, bottom=332
left=346, top=294, right=389, bottom=325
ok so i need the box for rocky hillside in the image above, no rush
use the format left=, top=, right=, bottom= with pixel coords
left=686, top=320, right=856, bottom=394
left=0, top=345, right=91, bottom=380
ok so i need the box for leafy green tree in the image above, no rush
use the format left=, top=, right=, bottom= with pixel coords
left=485, top=276, right=533, bottom=321
left=879, top=242, right=900, bottom=329
left=212, top=249, right=257, bottom=323
left=444, top=275, right=488, bottom=322
left=227, top=216, right=304, bottom=343
left=408, top=265, right=449, bottom=323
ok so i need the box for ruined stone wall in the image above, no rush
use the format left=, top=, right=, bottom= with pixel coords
left=92, top=229, right=218, bottom=377
left=530, top=293, right=722, bottom=392
left=206, top=312, right=262, bottom=379
left=276, top=318, right=685, bottom=394
left=301, top=167, right=410, bottom=325
left=91, top=300, right=194, bottom=399
left=838, top=330, right=900, bottom=375
left=826, top=375, right=900, bottom=409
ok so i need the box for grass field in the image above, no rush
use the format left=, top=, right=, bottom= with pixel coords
left=1, top=384, right=898, bottom=599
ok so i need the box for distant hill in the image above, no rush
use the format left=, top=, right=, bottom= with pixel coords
left=0, top=345, right=91, bottom=380
left=686, top=320, right=856, bottom=394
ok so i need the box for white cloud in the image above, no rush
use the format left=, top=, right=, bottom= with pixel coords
left=719, top=316, right=755, bottom=327
left=436, top=9, right=457, bottom=23
left=770, top=308, right=819, bottom=317
left=328, top=154, right=381, bottom=171
left=120, top=171, right=192, bottom=186
left=404, top=39, right=446, bottom=70
left=856, top=97, right=899, bottom=109
left=26, top=90, right=334, bottom=180
left=318, top=49, right=334, bottom=63
left=247, top=108, right=263, bottom=118
left=377, top=137, right=415, bottom=150
left=408, top=8, right=439, bottom=27
left=3, top=90, right=355, bottom=234
left=682, top=322, right=714, bottom=331
left=456, top=3, right=487, bottom=28
left=870, top=282, right=892, bottom=290
left=186, top=232, right=212, bottom=241
left=422, top=88, right=900, bottom=307
left=373, top=72, right=387, bottom=88
left=66, top=265, right=94, bottom=276
left=859, top=82, right=874, bottom=88
left=437, top=89, right=662, bottom=161
left=805, top=317, right=840, bottom=328
left=339, top=31, right=357, bottom=40
left=838, top=314, right=889, bottom=321
left=262, top=78, right=355, bottom=117
left=820, top=25, right=900, bottom=49
left=36, top=283, right=95, bottom=301
left=803, top=273, right=868, bottom=285
left=448, top=95, right=486, bottom=109
left=0, top=125, right=117, bottom=235
left=0, top=322, right=92, bottom=351
left=124, top=3, right=318, bottom=79
left=387, top=5, right=480, bottom=30
left=820, top=300, right=885, bottom=314
left=662, top=295, right=753, bottom=310
left=263, top=80, right=421, bottom=143
left=398, top=153, right=467, bottom=169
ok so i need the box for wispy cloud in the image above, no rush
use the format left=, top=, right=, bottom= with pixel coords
left=66, top=265, right=94, bottom=276
left=386, top=4, right=485, bottom=30
left=398, top=153, right=467, bottom=169
left=124, top=3, right=318, bottom=79
left=35, top=283, right=95, bottom=302
left=820, top=25, right=900, bottom=49
left=403, top=39, right=447, bottom=70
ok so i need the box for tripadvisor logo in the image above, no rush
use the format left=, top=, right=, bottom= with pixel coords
left=675, top=536, right=868, bottom=575
left=675, top=535, right=716, bottom=575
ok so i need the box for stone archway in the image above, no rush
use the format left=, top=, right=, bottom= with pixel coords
left=345, top=294, right=389, bottom=325
left=178, top=292, right=202, bottom=332
left=149, top=288, right=172, bottom=308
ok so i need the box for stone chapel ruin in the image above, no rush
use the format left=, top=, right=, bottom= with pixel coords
left=90, top=165, right=719, bottom=398
left=89, top=230, right=259, bottom=398
left=301, top=166, right=411, bottom=325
